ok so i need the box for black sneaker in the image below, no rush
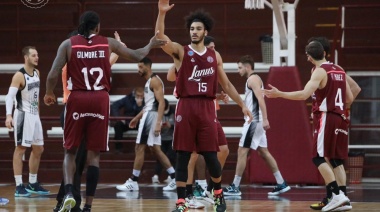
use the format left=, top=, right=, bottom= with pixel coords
left=15, top=184, right=31, bottom=197
left=58, top=194, right=76, bottom=212
left=310, top=197, right=329, bottom=210
left=213, top=190, right=227, bottom=212
left=26, top=182, right=50, bottom=195
left=82, top=207, right=91, bottom=212
left=268, top=181, right=291, bottom=195
left=53, top=201, right=62, bottom=212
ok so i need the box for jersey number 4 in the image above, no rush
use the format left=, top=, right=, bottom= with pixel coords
left=81, top=67, right=104, bottom=90
left=335, top=88, right=344, bottom=110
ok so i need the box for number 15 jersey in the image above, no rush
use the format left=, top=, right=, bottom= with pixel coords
left=67, top=34, right=111, bottom=92
left=176, top=45, right=218, bottom=98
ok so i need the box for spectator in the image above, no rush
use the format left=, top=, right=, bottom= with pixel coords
left=111, top=87, right=144, bottom=153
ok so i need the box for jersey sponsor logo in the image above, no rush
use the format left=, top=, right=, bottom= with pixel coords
left=188, top=50, right=194, bottom=56
left=28, top=81, right=40, bottom=90
left=207, top=56, right=214, bottom=63
left=188, top=65, right=215, bottom=82
left=335, top=128, right=348, bottom=135
left=176, top=115, right=182, bottom=122
left=73, top=112, right=80, bottom=120
left=80, top=113, right=105, bottom=120
left=191, top=58, right=195, bottom=62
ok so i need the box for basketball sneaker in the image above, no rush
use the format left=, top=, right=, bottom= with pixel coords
left=185, top=195, right=205, bottom=209
left=58, top=193, right=76, bottom=212
left=268, top=181, right=291, bottom=195
left=310, top=197, right=329, bottom=210
left=193, top=182, right=204, bottom=198
left=200, top=190, right=215, bottom=204
left=152, top=175, right=160, bottom=184
left=116, top=178, right=139, bottom=191
left=163, top=178, right=176, bottom=191
left=213, top=189, right=227, bottom=212
left=14, top=184, right=31, bottom=197
left=322, top=191, right=349, bottom=212
left=25, top=182, right=50, bottom=195
left=172, top=199, right=188, bottom=212
left=332, top=198, right=352, bottom=211
left=0, top=198, right=9, bottom=206
left=223, top=183, right=241, bottom=196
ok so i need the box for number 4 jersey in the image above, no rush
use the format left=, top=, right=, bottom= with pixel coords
left=67, top=34, right=111, bottom=92
left=312, top=62, right=347, bottom=115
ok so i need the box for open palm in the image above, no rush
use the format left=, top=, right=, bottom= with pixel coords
left=158, top=0, right=174, bottom=12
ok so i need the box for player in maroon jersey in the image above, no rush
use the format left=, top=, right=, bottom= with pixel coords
left=155, top=1, right=252, bottom=211
left=264, top=41, right=354, bottom=211
left=44, top=11, right=167, bottom=212
left=308, top=37, right=361, bottom=211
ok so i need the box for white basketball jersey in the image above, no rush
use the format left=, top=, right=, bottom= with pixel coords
left=244, top=74, right=263, bottom=122
left=16, top=68, right=40, bottom=115
left=144, top=74, right=164, bottom=111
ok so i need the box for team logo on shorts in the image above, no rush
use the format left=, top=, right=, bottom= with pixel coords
left=73, top=112, right=79, bottom=120
left=207, top=56, right=214, bottom=63
left=188, top=51, right=194, bottom=56
left=176, top=115, right=182, bottom=122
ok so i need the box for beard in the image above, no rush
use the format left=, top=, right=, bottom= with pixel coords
left=190, top=33, right=205, bottom=45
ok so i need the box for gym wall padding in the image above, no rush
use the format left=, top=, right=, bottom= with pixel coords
left=248, top=66, right=323, bottom=185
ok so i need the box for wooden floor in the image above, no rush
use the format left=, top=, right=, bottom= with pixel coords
left=0, top=183, right=380, bottom=211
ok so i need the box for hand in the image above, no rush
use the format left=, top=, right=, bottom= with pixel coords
left=154, top=122, right=161, bottom=137
left=158, top=0, right=175, bottom=13
left=5, top=115, right=13, bottom=129
left=217, top=91, right=229, bottom=104
left=263, top=84, right=280, bottom=98
left=263, top=119, right=270, bottom=130
left=149, top=31, right=168, bottom=48
left=129, top=118, right=138, bottom=128
left=114, top=31, right=121, bottom=42
left=44, top=93, right=56, bottom=106
left=242, top=105, right=253, bottom=123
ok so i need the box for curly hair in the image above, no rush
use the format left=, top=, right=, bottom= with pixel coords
left=185, top=9, right=214, bottom=32
left=78, top=11, right=100, bottom=39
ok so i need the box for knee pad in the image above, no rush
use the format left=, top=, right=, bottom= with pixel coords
left=201, top=152, right=221, bottom=178
left=312, top=156, right=326, bottom=167
left=86, top=166, right=99, bottom=196
left=329, top=159, right=344, bottom=168
left=175, top=151, right=191, bottom=182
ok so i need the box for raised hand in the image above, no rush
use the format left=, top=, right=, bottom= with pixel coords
left=149, top=30, right=168, bottom=48
left=158, top=0, right=175, bottom=13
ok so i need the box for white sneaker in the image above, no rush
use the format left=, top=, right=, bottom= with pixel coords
left=116, top=178, right=139, bottom=191
left=332, top=198, right=352, bottom=211
left=322, top=191, right=349, bottom=211
left=152, top=175, right=160, bottom=184
left=163, top=178, right=176, bottom=191
left=201, top=190, right=215, bottom=204
left=186, top=196, right=205, bottom=209
left=164, top=176, right=171, bottom=184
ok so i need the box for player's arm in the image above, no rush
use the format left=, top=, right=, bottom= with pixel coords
left=108, top=31, right=167, bottom=63
left=5, top=72, right=24, bottom=128
left=45, top=39, right=70, bottom=105
left=248, top=76, right=270, bottom=130
left=155, top=0, right=184, bottom=65
left=216, top=51, right=253, bottom=122
left=167, top=64, right=177, bottom=82
left=345, top=80, right=354, bottom=105
left=152, top=77, right=165, bottom=136
left=264, top=67, right=325, bottom=100
left=109, top=31, right=126, bottom=66
left=346, top=75, right=361, bottom=101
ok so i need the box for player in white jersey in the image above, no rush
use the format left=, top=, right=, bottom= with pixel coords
left=116, top=57, right=177, bottom=192
left=4, top=46, right=49, bottom=197
left=223, top=55, right=290, bottom=197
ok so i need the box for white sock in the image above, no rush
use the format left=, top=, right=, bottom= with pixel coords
left=15, top=175, right=23, bottom=186
left=166, top=167, right=175, bottom=174
left=29, top=173, right=37, bottom=184
left=273, top=171, right=284, bottom=184
left=233, top=175, right=242, bottom=187
left=197, top=179, right=208, bottom=189
left=132, top=169, right=141, bottom=177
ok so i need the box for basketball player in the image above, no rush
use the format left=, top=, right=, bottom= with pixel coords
left=44, top=11, right=166, bottom=212
left=264, top=41, right=353, bottom=211
left=5, top=46, right=50, bottom=197
left=155, top=1, right=252, bottom=211
left=116, top=57, right=177, bottom=192
left=223, top=55, right=290, bottom=197
left=308, top=36, right=360, bottom=211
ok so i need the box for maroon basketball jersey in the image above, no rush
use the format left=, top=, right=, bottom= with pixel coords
left=175, top=45, right=218, bottom=98
left=67, top=35, right=111, bottom=92
left=312, top=62, right=347, bottom=115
